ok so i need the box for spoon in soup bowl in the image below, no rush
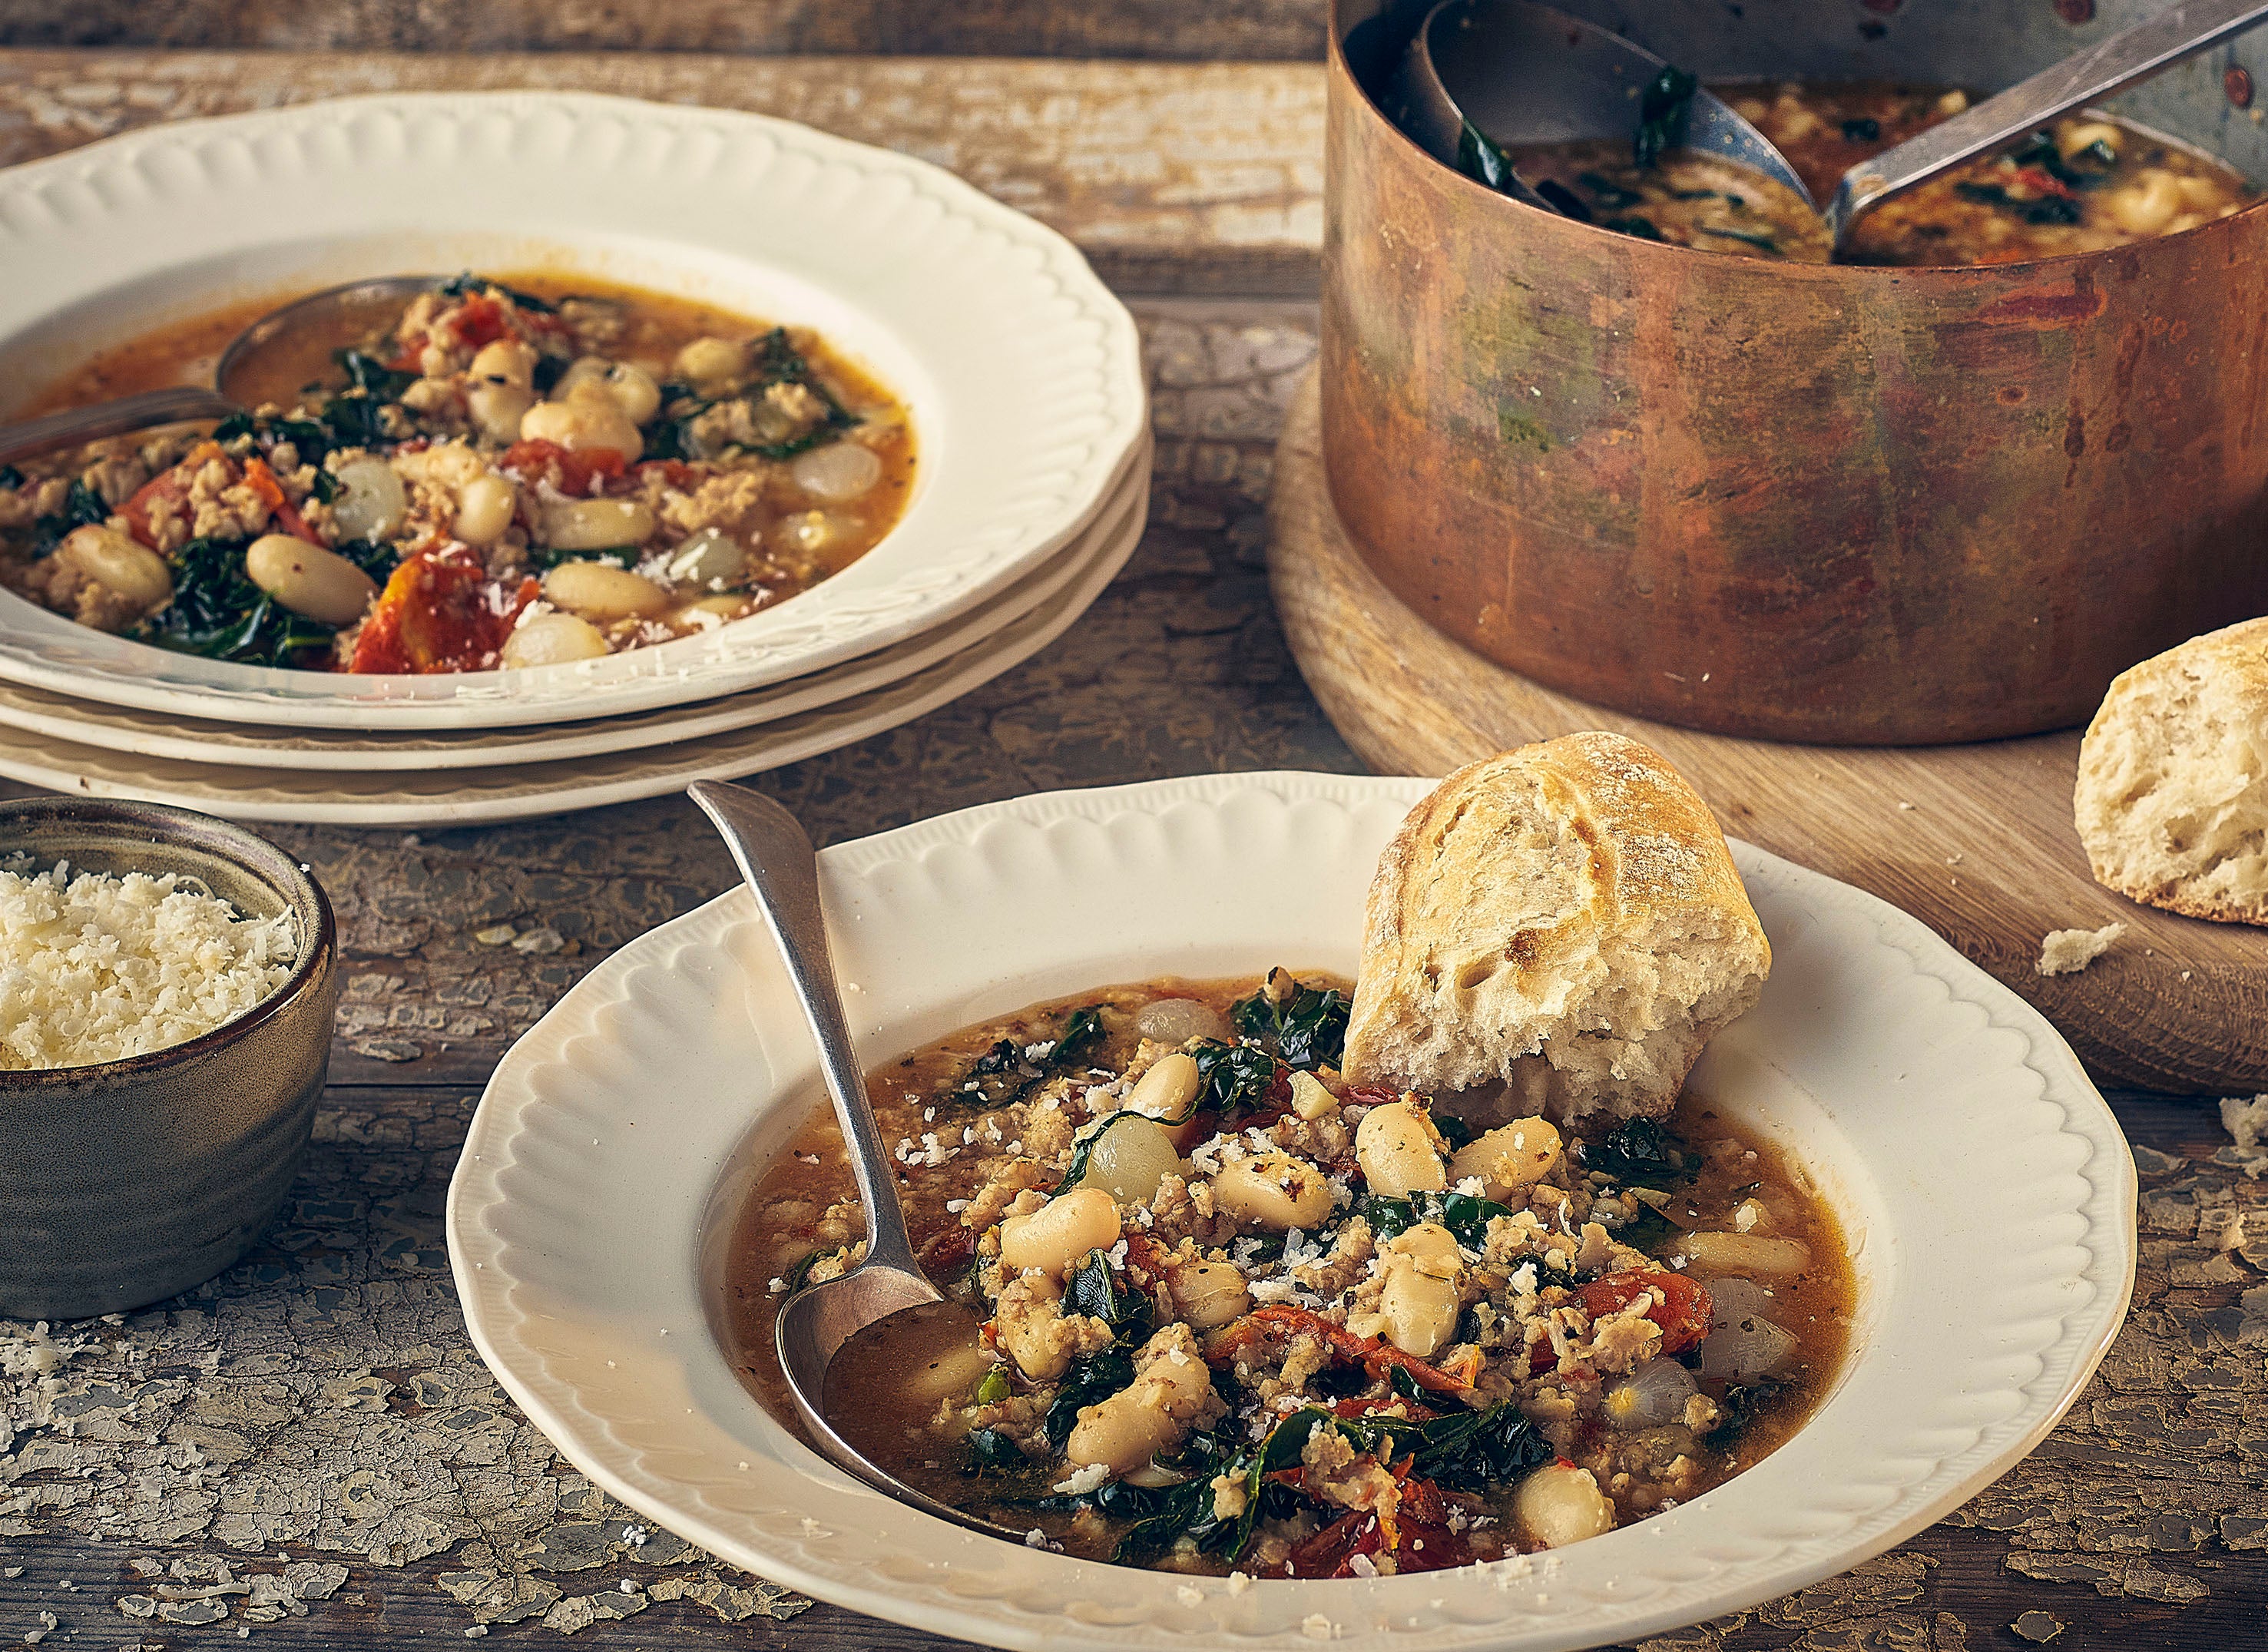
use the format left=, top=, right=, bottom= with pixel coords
left=688, top=780, right=1026, bottom=1541
left=0, top=275, right=438, bottom=468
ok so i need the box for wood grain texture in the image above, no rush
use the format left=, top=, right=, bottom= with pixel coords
left=1270, top=369, right=2267, bottom=1094
left=0, top=51, right=1325, bottom=296
left=0, top=0, right=1331, bottom=61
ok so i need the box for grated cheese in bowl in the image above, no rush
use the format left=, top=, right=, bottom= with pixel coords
left=0, top=855, right=300, bottom=1070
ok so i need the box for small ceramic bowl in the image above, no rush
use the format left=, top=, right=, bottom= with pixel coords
left=0, top=798, right=339, bottom=1320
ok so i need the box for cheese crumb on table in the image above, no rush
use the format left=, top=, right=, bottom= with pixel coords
left=2035, top=922, right=2127, bottom=976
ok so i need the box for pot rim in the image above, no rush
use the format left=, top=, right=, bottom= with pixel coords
left=1329, top=8, right=2268, bottom=281
left=0, top=796, right=336, bottom=1093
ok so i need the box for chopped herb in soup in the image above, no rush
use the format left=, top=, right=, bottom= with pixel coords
left=724, top=971, right=1853, bottom=1575
left=1501, top=82, right=2256, bottom=266
left=0, top=273, right=912, bottom=671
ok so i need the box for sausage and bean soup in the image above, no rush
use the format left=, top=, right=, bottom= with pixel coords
left=0, top=273, right=912, bottom=672
left=725, top=971, right=1852, bottom=1577
left=1503, top=81, right=2256, bottom=265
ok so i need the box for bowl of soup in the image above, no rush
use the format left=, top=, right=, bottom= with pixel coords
left=1324, top=0, right=2268, bottom=743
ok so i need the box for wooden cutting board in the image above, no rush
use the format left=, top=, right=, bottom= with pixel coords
left=1267, top=369, right=2264, bottom=1095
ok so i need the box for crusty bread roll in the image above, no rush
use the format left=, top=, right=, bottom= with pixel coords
left=1342, top=732, right=1770, bottom=1125
left=2074, top=617, right=2268, bottom=926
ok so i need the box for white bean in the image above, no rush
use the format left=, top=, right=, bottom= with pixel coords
left=1379, top=1265, right=1460, bottom=1356
left=672, top=335, right=746, bottom=389
left=520, top=382, right=643, bottom=459
left=1680, top=1233, right=1812, bottom=1275
left=468, top=338, right=538, bottom=389
left=500, top=611, right=610, bottom=667
left=1449, top=1117, right=1563, bottom=1196
left=243, top=533, right=376, bottom=627
left=1210, top=1152, right=1333, bottom=1230
left=328, top=457, right=408, bottom=542
left=992, top=1273, right=1074, bottom=1381
left=539, top=560, right=670, bottom=622
left=454, top=474, right=518, bottom=546
left=1079, top=1115, right=1183, bottom=1207
left=2108, top=169, right=2183, bottom=237
left=538, top=497, right=656, bottom=553
left=1064, top=1329, right=1213, bottom=1474
left=1165, top=1261, right=1251, bottom=1330
left=468, top=381, right=535, bottom=445
left=1355, top=1099, right=1446, bottom=1197
left=54, top=525, right=171, bottom=616
left=1124, top=1051, right=1200, bottom=1123
left=790, top=441, right=882, bottom=502
left=998, top=1187, right=1121, bottom=1279
left=554, top=356, right=662, bottom=425
left=1512, top=1463, right=1617, bottom=1548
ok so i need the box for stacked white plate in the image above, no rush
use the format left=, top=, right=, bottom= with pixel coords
left=0, top=93, right=1151, bottom=825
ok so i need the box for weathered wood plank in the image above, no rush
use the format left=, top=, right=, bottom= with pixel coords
left=0, top=1, right=1332, bottom=63
left=0, top=51, right=1326, bottom=295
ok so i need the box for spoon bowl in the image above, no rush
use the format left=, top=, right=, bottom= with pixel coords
left=0, top=273, right=439, bottom=469
left=687, top=779, right=1023, bottom=1543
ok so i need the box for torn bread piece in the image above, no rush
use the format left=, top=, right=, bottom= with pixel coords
left=1342, top=731, right=1770, bottom=1125
left=2036, top=922, right=2126, bottom=976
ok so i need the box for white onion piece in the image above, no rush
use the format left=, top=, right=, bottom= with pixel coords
left=1705, top=1276, right=1773, bottom=1329
left=664, top=527, right=746, bottom=588
left=1135, top=997, right=1231, bottom=1046
left=790, top=440, right=882, bottom=502
left=1078, top=1115, right=1184, bottom=1207
left=329, top=458, right=408, bottom=541
left=1699, top=1312, right=1798, bottom=1382
left=1601, top=1357, right=1699, bottom=1430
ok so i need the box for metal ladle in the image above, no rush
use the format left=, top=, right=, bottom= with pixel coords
left=1398, top=0, right=2268, bottom=253
left=0, top=274, right=438, bottom=469
left=687, top=780, right=1022, bottom=1542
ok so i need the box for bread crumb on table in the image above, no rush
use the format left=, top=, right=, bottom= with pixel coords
left=2036, top=922, right=2127, bottom=976
left=2223, top=1094, right=2268, bottom=1178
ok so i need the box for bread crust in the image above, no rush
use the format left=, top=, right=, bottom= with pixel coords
left=2074, top=615, right=2268, bottom=928
left=1343, top=731, right=1770, bottom=1123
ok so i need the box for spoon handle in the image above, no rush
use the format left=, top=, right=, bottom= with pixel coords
left=0, top=387, right=237, bottom=468
left=688, top=780, right=926, bottom=1279
left=1828, top=0, right=2268, bottom=242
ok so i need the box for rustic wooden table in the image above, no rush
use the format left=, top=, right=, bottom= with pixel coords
left=0, top=40, right=2263, bottom=1652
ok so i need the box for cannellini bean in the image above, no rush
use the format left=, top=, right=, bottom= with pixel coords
left=520, top=382, right=643, bottom=458
left=538, top=496, right=656, bottom=553
left=1165, top=1260, right=1251, bottom=1330
left=1387, top=1220, right=1462, bottom=1277
left=1289, top=1070, right=1338, bottom=1122
left=1680, top=1232, right=1812, bottom=1274
left=790, top=441, right=883, bottom=502
left=243, top=534, right=376, bottom=627
left=468, top=380, right=536, bottom=445
left=1080, top=1115, right=1183, bottom=1207
left=54, top=525, right=171, bottom=617
left=454, top=474, right=518, bottom=546
left=998, top=1187, right=1121, bottom=1278
left=992, top=1273, right=1074, bottom=1381
left=1379, top=1265, right=1460, bottom=1357
left=329, top=457, right=408, bottom=541
left=539, top=560, right=670, bottom=621
left=1513, top=1463, right=1617, bottom=1548
left=1449, top=1116, right=1562, bottom=1196
left=555, top=356, right=663, bottom=425
left=1354, top=1099, right=1445, bottom=1197
left=2108, top=169, right=2183, bottom=236
left=1064, top=1328, right=1213, bottom=1474
left=672, top=335, right=747, bottom=389
left=500, top=611, right=610, bottom=667
left=468, top=338, right=538, bottom=389
left=664, top=526, right=747, bottom=588
left=1210, top=1151, right=1333, bottom=1230
left=1124, top=1051, right=1200, bottom=1123
left=903, top=1340, right=998, bottom=1408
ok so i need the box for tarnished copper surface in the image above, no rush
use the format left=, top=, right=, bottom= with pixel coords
left=1320, top=16, right=2268, bottom=744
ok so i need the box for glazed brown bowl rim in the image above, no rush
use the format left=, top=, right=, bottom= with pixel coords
left=1336, top=20, right=2268, bottom=280
left=0, top=796, right=336, bottom=1094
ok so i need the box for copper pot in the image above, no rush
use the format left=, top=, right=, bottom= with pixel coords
left=1324, top=0, right=2268, bottom=743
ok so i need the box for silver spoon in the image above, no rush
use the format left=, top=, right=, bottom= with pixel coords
left=1823, top=0, right=2268, bottom=247
left=0, top=275, right=437, bottom=469
left=1393, top=0, right=1814, bottom=212
left=687, top=780, right=1024, bottom=1541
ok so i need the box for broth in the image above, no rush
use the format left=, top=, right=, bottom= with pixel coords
left=725, top=972, right=1854, bottom=1575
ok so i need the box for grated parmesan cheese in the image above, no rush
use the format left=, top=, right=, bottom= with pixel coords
left=0, top=858, right=297, bottom=1069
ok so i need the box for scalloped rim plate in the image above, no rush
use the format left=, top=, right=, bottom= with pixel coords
left=448, top=773, right=2135, bottom=1651
left=0, top=91, right=1145, bottom=730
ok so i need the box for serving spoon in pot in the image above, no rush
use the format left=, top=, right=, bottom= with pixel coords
left=688, top=780, right=1025, bottom=1542
left=0, top=274, right=437, bottom=469
left=1399, top=0, right=2268, bottom=253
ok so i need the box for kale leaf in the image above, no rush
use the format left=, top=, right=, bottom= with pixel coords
left=1229, top=971, right=1350, bottom=1070
left=1187, top=1039, right=1286, bottom=1120
left=140, top=535, right=339, bottom=667
left=1457, top=118, right=1519, bottom=194
left=1580, top=1117, right=1695, bottom=1187
left=945, top=1005, right=1108, bottom=1111
left=1706, top=1376, right=1790, bottom=1445
left=436, top=271, right=558, bottom=313
left=0, top=465, right=23, bottom=490
left=1355, top=1188, right=1512, bottom=1251
left=964, top=1427, right=1028, bottom=1475
left=31, top=479, right=110, bottom=556
left=1634, top=65, right=1700, bottom=170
